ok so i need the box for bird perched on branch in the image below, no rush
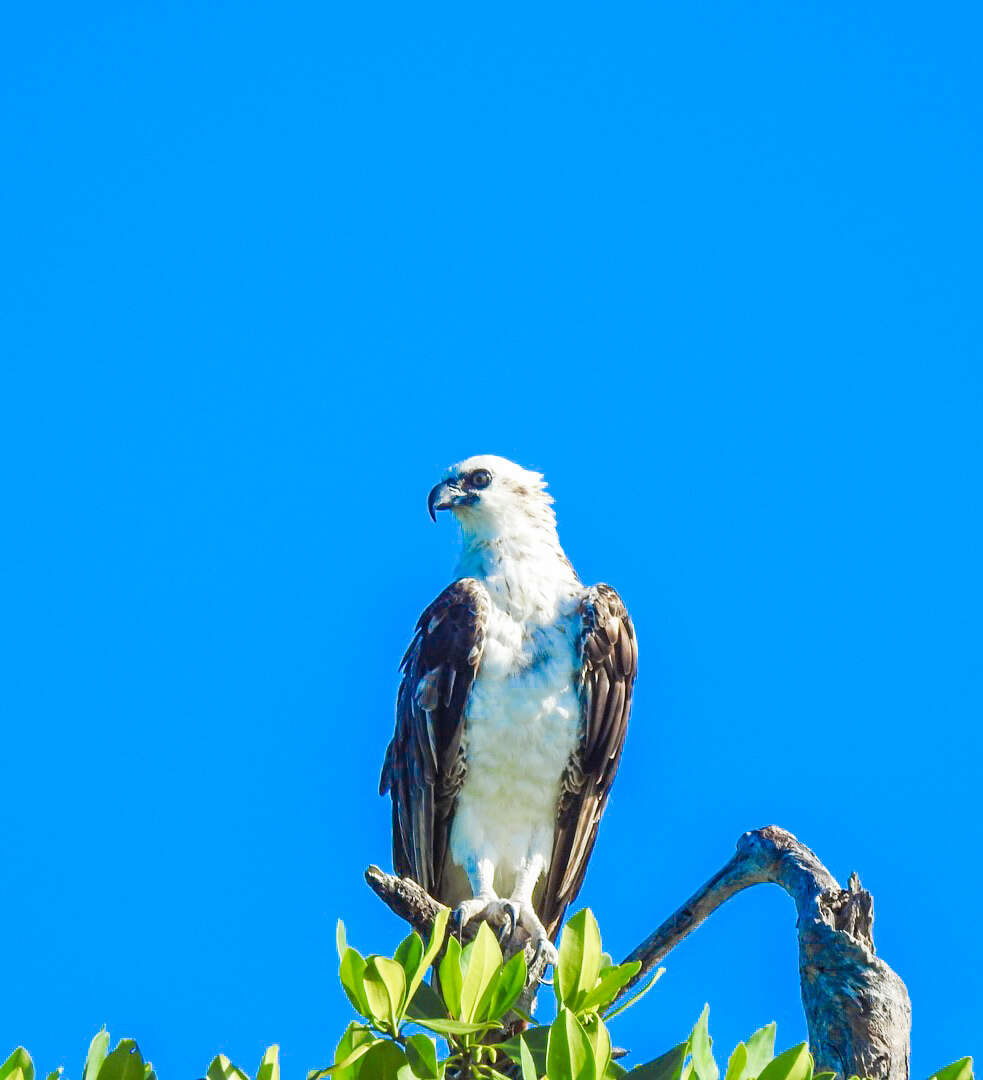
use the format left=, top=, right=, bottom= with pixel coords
left=380, top=455, right=637, bottom=965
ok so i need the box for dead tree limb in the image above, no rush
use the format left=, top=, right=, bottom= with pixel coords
left=620, top=826, right=911, bottom=1080
left=366, top=825, right=911, bottom=1080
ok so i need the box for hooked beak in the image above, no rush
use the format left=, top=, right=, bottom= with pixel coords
left=427, top=480, right=475, bottom=521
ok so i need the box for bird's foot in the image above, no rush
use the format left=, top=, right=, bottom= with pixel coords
left=452, top=897, right=557, bottom=965
left=452, top=896, right=497, bottom=935
left=452, top=897, right=525, bottom=945
left=507, top=900, right=559, bottom=967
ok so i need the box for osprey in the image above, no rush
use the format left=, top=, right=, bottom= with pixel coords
left=380, top=455, right=637, bottom=964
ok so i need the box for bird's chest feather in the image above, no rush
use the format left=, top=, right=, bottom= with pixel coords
left=463, top=602, right=583, bottom=788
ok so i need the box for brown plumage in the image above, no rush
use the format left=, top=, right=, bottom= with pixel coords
left=540, top=584, right=637, bottom=937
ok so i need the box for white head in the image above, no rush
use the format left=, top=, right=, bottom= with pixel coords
left=427, top=454, right=560, bottom=546
left=428, top=455, right=580, bottom=610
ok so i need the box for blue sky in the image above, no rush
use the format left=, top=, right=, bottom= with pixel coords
left=1, top=1, right=980, bottom=1076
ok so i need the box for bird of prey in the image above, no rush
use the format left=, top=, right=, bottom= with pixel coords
left=380, top=455, right=637, bottom=963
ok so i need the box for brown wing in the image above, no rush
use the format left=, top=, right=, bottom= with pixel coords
left=380, top=578, right=489, bottom=898
left=539, top=584, right=637, bottom=938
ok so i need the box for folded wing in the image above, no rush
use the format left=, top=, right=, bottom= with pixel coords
left=380, top=578, right=489, bottom=897
left=539, top=583, right=637, bottom=937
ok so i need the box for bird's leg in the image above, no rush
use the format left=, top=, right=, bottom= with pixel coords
left=452, top=856, right=501, bottom=933
left=505, top=853, right=559, bottom=966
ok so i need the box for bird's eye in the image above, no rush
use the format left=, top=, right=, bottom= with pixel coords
left=470, top=469, right=492, bottom=489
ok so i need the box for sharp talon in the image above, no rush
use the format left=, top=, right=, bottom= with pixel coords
left=504, top=904, right=517, bottom=941
left=531, top=935, right=559, bottom=977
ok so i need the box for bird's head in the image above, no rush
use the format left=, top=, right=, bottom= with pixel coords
left=427, top=455, right=557, bottom=541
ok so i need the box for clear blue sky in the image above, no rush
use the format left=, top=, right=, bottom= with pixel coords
left=1, top=1, right=980, bottom=1076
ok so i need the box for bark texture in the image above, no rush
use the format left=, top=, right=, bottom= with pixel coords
left=621, top=827, right=911, bottom=1080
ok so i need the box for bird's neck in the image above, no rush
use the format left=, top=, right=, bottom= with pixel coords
left=454, top=526, right=580, bottom=624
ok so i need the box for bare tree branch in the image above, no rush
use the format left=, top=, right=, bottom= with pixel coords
left=620, top=826, right=911, bottom=1080
left=365, top=864, right=445, bottom=938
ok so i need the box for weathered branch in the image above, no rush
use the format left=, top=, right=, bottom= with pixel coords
left=366, top=826, right=911, bottom=1080
left=620, top=826, right=911, bottom=1080
left=365, top=864, right=445, bottom=937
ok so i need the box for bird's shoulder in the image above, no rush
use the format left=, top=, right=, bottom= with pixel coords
left=400, top=577, right=491, bottom=675
left=576, top=582, right=637, bottom=669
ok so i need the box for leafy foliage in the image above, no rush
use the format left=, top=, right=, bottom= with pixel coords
left=308, top=908, right=973, bottom=1080
left=0, top=910, right=973, bottom=1080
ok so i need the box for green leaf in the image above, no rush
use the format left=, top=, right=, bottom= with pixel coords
left=547, top=1008, right=597, bottom=1080
left=690, top=1005, right=718, bottom=1080
left=410, top=1017, right=503, bottom=1037
left=321, top=1039, right=381, bottom=1076
left=340, top=948, right=372, bottom=1019
left=422, top=908, right=451, bottom=971
left=930, top=1061, right=974, bottom=1080
left=811, top=1074, right=836, bottom=1080
left=756, top=1044, right=810, bottom=1080
left=578, top=962, right=642, bottom=1015
left=500, top=1026, right=549, bottom=1076
left=438, top=936, right=463, bottom=1019
left=100, top=1042, right=148, bottom=1080
left=743, top=1025, right=776, bottom=1079
left=603, top=967, right=665, bottom=1021
left=478, top=949, right=527, bottom=1021
left=309, top=1025, right=377, bottom=1080
left=84, top=1030, right=110, bottom=1080
left=404, top=1035, right=438, bottom=1080
left=257, top=1046, right=280, bottom=1080
left=395, top=934, right=425, bottom=994
left=460, top=922, right=504, bottom=1022
left=349, top=1041, right=409, bottom=1080
left=518, top=1037, right=539, bottom=1080
left=724, top=1043, right=748, bottom=1080
left=395, top=932, right=423, bottom=976
left=403, top=909, right=449, bottom=1022
left=336, top=920, right=348, bottom=961
left=557, top=909, right=603, bottom=1010
left=365, top=956, right=407, bottom=1032
left=405, top=980, right=447, bottom=1021
left=585, top=1017, right=613, bottom=1079
left=405, top=954, right=435, bottom=1016
left=46, top=1071, right=64, bottom=1080
left=627, top=1041, right=690, bottom=1080
left=336, top=1023, right=375, bottom=1059
left=205, top=1055, right=249, bottom=1080
left=0, top=1050, right=34, bottom=1080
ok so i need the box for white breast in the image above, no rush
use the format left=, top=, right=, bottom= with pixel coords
left=448, top=593, right=584, bottom=889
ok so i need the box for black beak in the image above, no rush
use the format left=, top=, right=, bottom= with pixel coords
left=428, top=481, right=456, bottom=522
left=428, top=480, right=475, bottom=521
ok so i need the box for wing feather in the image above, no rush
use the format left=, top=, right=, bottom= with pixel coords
left=380, top=578, right=488, bottom=898
left=538, top=583, right=637, bottom=938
